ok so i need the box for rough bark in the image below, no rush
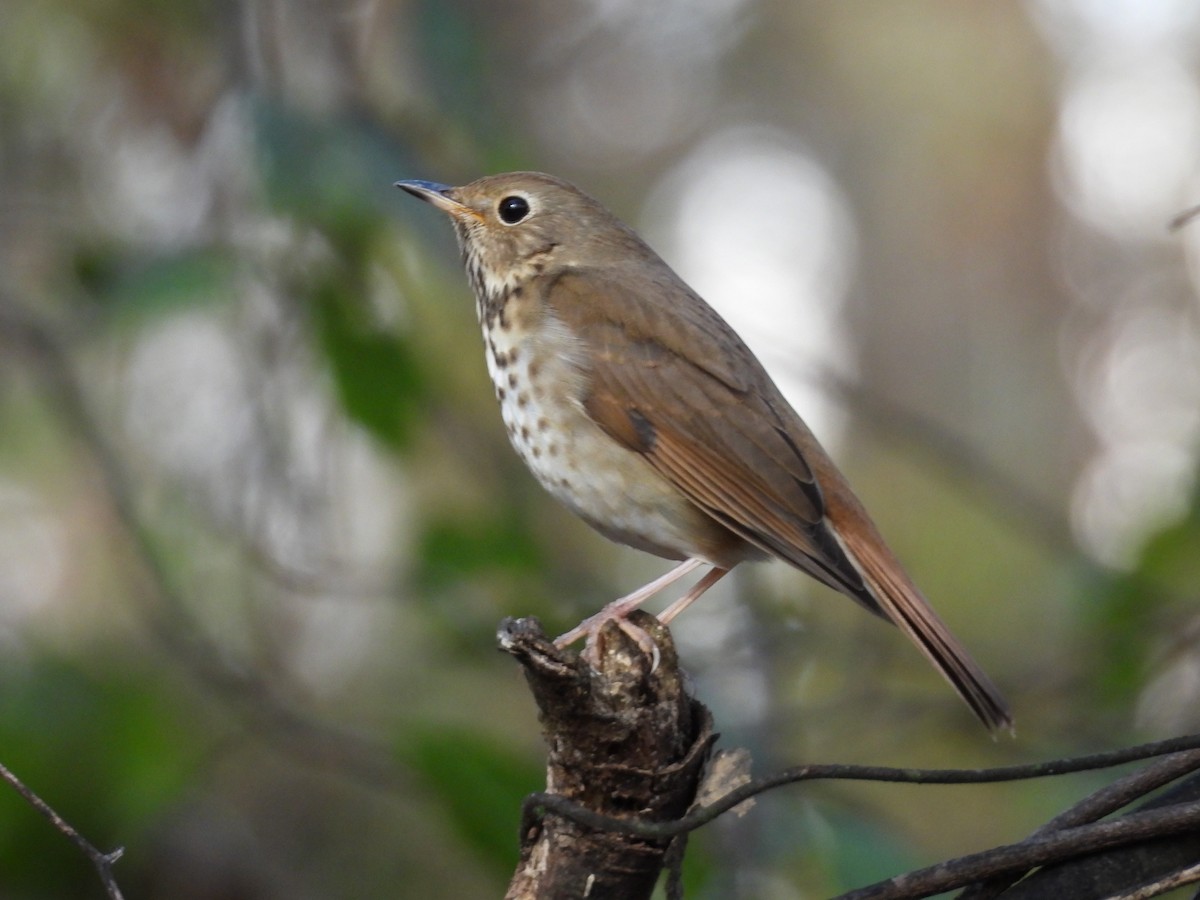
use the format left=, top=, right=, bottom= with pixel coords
left=996, top=772, right=1200, bottom=899
left=498, top=613, right=714, bottom=900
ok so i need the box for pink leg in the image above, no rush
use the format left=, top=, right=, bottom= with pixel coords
left=657, top=566, right=730, bottom=624
left=554, top=557, right=705, bottom=648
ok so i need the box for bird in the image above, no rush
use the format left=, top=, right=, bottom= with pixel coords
left=396, top=171, right=1012, bottom=732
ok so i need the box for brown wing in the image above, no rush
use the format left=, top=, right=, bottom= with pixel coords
left=542, top=266, right=880, bottom=615
left=543, top=266, right=1013, bottom=731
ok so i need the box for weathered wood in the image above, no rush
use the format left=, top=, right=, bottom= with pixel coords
left=499, top=613, right=714, bottom=900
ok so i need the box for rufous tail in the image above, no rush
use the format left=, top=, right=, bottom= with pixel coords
left=838, top=527, right=1013, bottom=734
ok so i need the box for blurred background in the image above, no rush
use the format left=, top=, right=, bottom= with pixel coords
left=1, top=0, right=1199, bottom=897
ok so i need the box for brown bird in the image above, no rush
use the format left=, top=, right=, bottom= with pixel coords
left=397, top=172, right=1012, bottom=732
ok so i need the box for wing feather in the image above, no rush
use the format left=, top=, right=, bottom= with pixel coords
left=545, top=267, right=875, bottom=608
left=542, top=265, right=1011, bottom=731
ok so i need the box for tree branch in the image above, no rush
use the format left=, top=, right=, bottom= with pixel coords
left=498, top=615, right=715, bottom=900
left=837, top=799, right=1200, bottom=900
left=988, top=770, right=1200, bottom=899
left=0, top=759, right=125, bottom=899
left=961, top=750, right=1200, bottom=898
left=521, top=733, right=1200, bottom=842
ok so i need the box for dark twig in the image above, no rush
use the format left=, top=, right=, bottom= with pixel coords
left=0, top=760, right=125, bottom=899
left=835, top=800, right=1200, bottom=900
left=1036, top=750, right=1200, bottom=835
left=522, top=732, right=1200, bottom=842
left=960, top=750, right=1200, bottom=898
left=986, top=769, right=1200, bottom=899
left=1169, top=204, right=1200, bottom=231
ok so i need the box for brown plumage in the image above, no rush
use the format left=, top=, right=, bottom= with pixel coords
left=397, top=171, right=1012, bottom=732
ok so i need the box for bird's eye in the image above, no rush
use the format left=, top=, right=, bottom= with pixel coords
left=497, top=195, right=530, bottom=225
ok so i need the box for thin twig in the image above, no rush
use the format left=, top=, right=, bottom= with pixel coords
left=0, top=760, right=125, bottom=899
left=1169, top=204, right=1200, bottom=232
left=523, top=732, right=1200, bottom=841
left=1106, top=861, right=1200, bottom=900
left=960, top=750, right=1200, bottom=898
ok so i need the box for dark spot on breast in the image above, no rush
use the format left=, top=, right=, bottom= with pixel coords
left=536, top=416, right=549, bottom=432
left=528, top=360, right=541, bottom=379
left=520, top=426, right=530, bottom=441
left=531, top=446, right=541, bottom=458
left=494, top=350, right=508, bottom=369
left=508, top=372, right=518, bottom=389
left=496, top=386, right=506, bottom=401
left=547, top=443, right=558, bottom=457
left=517, top=392, right=529, bottom=408
left=508, top=346, right=520, bottom=365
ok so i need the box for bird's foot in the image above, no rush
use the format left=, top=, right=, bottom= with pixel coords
left=554, top=608, right=661, bottom=671
left=553, top=559, right=713, bottom=671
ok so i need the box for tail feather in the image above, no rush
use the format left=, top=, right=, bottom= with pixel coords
left=835, top=527, right=1013, bottom=734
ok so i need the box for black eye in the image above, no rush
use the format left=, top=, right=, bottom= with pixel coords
left=497, top=195, right=530, bottom=224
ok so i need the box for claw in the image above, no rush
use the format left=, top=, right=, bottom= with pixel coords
left=616, top=617, right=661, bottom=671
left=553, top=558, right=727, bottom=672
left=568, top=612, right=662, bottom=671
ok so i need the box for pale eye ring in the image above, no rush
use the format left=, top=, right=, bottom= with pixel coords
left=497, top=195, right=530, bottom=224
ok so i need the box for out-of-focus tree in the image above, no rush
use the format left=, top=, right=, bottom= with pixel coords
left=0, top=1, right=1198, bottom=896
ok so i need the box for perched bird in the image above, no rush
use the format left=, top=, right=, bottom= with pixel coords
left=397, top=172, right=1012, bottom=731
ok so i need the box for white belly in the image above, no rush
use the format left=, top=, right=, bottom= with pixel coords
left=482, top=317, right=703, bottom=561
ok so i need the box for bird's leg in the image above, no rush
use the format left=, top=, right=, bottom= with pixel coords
left=554, top=558, right=707, bottom=664
left=656, top=565, right=730, bottom=624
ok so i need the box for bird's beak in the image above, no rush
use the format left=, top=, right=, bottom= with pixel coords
left=395, top=180, right=481, bottom=221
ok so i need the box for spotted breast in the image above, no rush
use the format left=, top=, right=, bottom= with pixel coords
left=479, top=282, right=733, bottom=564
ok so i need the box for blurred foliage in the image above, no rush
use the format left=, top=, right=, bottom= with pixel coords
left=399, top=727, right=542, bottom=879
left=314, top=275, right=424, bottom=451
left=74, top=246, right=235, bottom=322
left=415, top=515, right=545, bottom=593
left=0, top=1, right=1198, bottom=898
left=1088, top=487, right=1200, bottom=715
left=0, top=655, right=203, bottom=897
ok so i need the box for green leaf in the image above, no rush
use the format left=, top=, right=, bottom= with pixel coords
left=1083, top=567, right=1158, bottom=708
left=415, top=516, right=545, bottom=593
left=1137, top=502, right=1200, bottom=597
left=314, top=277, right=424, bottom=450
left=252, top=100, right=401, bottom=249
left=74, top=245, right=233, bottom=321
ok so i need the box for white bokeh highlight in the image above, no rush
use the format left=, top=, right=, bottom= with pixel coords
left=644, top=127, right=858, bottom=443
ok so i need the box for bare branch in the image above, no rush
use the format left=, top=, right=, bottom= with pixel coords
left=961, top=750, right=1200, bottom=898
left=0, top=759, right=125, bottom=899
left=523, top=732, right=1200, bottom=842
left=836, top=799, right=1200, bottom=900
left=1111, top=861, right=1200, bottom=900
